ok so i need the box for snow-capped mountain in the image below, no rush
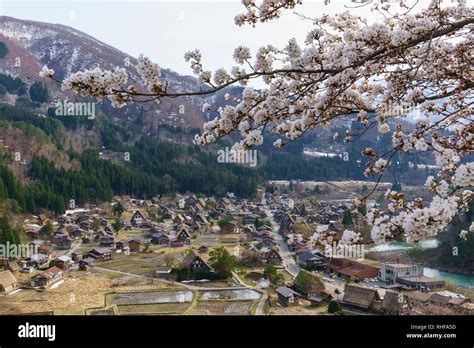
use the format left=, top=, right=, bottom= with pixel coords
left=0, top=15, right=208, bottom=130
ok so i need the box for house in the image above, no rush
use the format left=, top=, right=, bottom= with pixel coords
left=404, top=291, right=432, bottom=313
left=150, top=233, right=170, bottom=245
left=279, top=213, right=296, bottom=232
left=297, top=252, right=325, bottom=268
left=382, top=291, right=408, bottom=315
left=176, top=228, right=191, bottom=245
left=195, top=213, right=210, bottom=226
left=37, top=214, right=49, bottom=226
left=162, top=210, right=174, bottom=220
left=38, top=244, right=52, bottom=256
left=79, top=258, right=96, bottom=271
left=87, top=248, right=112, bottom=262
left=220, top=220, right=238, bottom=234
left=59, top=236, right=73, bottom=250
left=99, top=235, right=115, bottom=248
left=0, top=258, right=20, bottom=272
left=128, top=239, right=141, bottom=252
left=155, top=266, right=172, bottom=279
left=219, top=198, right=233, bottom=210
left=260, top=237, right=276, bottom=250
left=379, top=263, right=423, bottom=284
left=326, top=258, right=380, bottom=281
left=67, top=227, right=83, bottom=239
left=173, top=214, right=186, bottom=225
left=209, top=210, right=222, bottom=219
left=116, top=240, right=128, bottom=250
left=99, top=218, right=109, bottom=226
left=104, top=225, right=116, bottom=235
left=275, top=286, right=297, bottom=307
left=185, top=195, right=199, bottom=207
left=25, top=254, right=50, bottom=269
left=0, top=270, right=18, bottom=293
left=30, top=267, right=63, bottom=288
left=79, top=220, right=92, bottom=230
left=257, top=224, right=273, bottom=233
left=53, top=256, right=73, bottom=271
left=342, top=284, right=381, bottom=312
left=179, top=251, right=211, bottom=272
left=265, top=248, right=283, bottom=265
left=130, top=210, right=147, bottom=226
left=396, top=276, right=445, bottom=292
left=71, top=252, right=83, bottom=262
left=308, top=295, right=325, bottom=307
left=141, top=200, right=153, bottom=209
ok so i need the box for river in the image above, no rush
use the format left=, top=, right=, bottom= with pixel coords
left=423, top=267, right=474, bottom=289
left=369, top=240, right=474, bottom=289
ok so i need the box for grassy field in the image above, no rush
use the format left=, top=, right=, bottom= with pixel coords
left=100, top=256, right=156, bottom=277
left=0, top=273, right=112, bottom=315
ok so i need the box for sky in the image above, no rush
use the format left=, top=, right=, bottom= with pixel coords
left=0, top=0, right=454, bottom=78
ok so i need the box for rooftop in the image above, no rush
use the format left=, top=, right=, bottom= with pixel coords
left=275, top=286, right=297, bottom=298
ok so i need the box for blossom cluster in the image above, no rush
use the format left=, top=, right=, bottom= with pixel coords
left=51, top=0, right=474, bottom=247
left=340, top=230, right=362, bottom=245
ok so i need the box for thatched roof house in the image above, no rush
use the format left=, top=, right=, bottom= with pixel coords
left=382, top=291, right=408, bottom=315
left=342, top=284, right=381, bottom=311
left=0, top=270, right=18, bottom=293
left=294, top=269, right=325, bottom=297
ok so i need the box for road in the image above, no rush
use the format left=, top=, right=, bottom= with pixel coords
left=265, top=209, right=301, bottom=278
left=254, top=291, right=268, bottom=315
left=322, top=276, right=346, bottom=300
left=264, top=207, right=347, bottom=299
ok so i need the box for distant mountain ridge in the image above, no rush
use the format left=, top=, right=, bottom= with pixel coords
left=0, top=15, right=210, bottom=131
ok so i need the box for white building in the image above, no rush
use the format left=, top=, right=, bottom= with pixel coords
left=380, top=263, right=423, bottom=284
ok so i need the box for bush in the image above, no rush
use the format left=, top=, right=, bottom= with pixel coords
left=328, top=300, right=342, bottom=314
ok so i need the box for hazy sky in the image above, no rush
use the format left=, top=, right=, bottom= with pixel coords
left=0, top=0, right=449, bottom=78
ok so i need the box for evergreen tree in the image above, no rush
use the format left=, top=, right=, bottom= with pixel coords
left=0, top=216, right=20, bottom=245
left=208, top=247, right=236, bottom=278
left=357, top=204, right=367, bottom=216
left=342, top=210, right=354, bottom=226
left=29, top=81, right=49, bottom=103
left=0, top=42, right=8, bottom=58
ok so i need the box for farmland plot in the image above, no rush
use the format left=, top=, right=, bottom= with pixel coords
left=195, top=300, right=254, bottom=315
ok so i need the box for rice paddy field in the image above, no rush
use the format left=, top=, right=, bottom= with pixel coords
left=194, top=300, right=255, bottom=315
left=95, top=288, right=262, bottom=315
left=116, top=303, right=191, bottom=315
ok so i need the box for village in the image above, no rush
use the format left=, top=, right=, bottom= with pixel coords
left=0, top=181, right=472, bottom=316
